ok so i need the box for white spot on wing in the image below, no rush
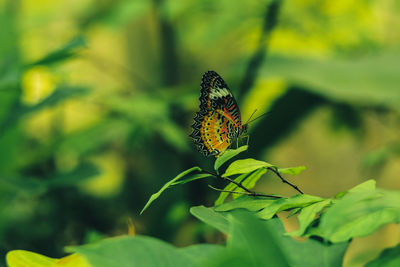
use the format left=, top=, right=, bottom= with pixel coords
left=210, top=87, right=232, bottom=99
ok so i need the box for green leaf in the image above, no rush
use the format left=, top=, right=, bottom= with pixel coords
left=257, top=194, right=324, bottom=220
left=25, top=86, right=89, bottom=113
left=178, top=244, right=226, bottom=266
left=232, top=168, right=267, bottom=199
left=215, top=195, right=274, bottom=212
left=365, top=244, right=400, bottom=267
left=201, top=250, right=254, bottom=267
left=214, top=145, right=248, bottom=172
left=140, top=167, right=202, bottom=214
left=261, top=216, right=349, bottom=267
left=214, top=168, right=268, bottom=205
left=6, top=250, right=59, bottom=267
left=67, top=236, right=194, bottom=267
left=190, top=206, right=229, bottom=234
left=57, top=119, right=131, bottom=157
left=222, top=159, right=274, bottom=177
left=262, top=53, right=400, bottom=111
left=0, top=176, right=46, bottom=196
left=227, top=210, right=290, bottom=267
left=318, top=187, right=400, bottom=242
left=27, top=36, right=86, bottom=67
left=1, top=86, right=89, bottom=131
left=214, top=173, right=249, bottom=206
left=171, top=173, right=213, bottom=186
left=287, top=199, right=332, bottom=237
left=227, top=209, right=349, bottom=267
left=287, top=207, right=301, bottom=218
left=6, top=250, right=88, bottom=267
left=348, top=179, right=376, bottom=193
left=190, top=207, right=349, bottom=267
left=278, top=166, right=306, bottom=175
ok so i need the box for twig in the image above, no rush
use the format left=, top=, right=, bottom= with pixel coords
left=202, top=170, right=254, bottom=194
left=208, top=185, right=282, bottom=198
left=267, top=167, right=304, bottom=194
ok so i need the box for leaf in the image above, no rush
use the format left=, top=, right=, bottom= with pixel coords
left=287, top=207, right=301, bottom=218
left=178, top=244, right=226, bottom=266
left=214, top=168, right=268, bottom=205
left=189, top=206, right=230, bottom=234
left=214, top=145, right=248, bottom=172
left=1, top=86, right=89, bottom=131
left=0, top=176, right=46, bottom=196
left=262, top=53, right=400, bottom=111
left=232, top=167, right=267, bottom=199
left=287, top=199, right=332, bottom=237
left=226, top=209, right=349, bottom=267
left=67, top=236, right=195, bottom=267
left=215, top=195, right=274, bottom=212
left=57, top=119, right=131, bottom=157
left=214, top=173, right=249, bottom=206
left=278, top=166, right=306, bottom=175
left=318, top=187, right=400, bottom=243
left=227, top=210, right=291, bottom=267
left=24, top=86, right=89, bottom=113
left=259, top=215, right=349, bottom=267
left=27, top=36, right=86, bottom=67
left=222, top=159, right=274, bottom=177
left=348, top=179, right=376, bottom=193
left=257, top=194, right=324, bottom=220
left=201, top=249, right=254, bottom=267
left=365, top=244, right=400, bottom=267
left=6, top=250, right=58, bottom=267
left=6, top=250, right=90, bottom=267
left=140, top=167, right=202, bottom=214
left=171, top=173, right=213, bottom=186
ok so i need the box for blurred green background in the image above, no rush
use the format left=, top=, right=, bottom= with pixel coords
left=0, top=0, right=399, bottom=266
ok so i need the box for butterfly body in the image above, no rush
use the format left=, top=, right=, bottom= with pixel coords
left=190, top=71, right=247, bottom=157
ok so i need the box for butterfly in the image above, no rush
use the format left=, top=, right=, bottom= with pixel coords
left=190, top=71, right=248, bottom=157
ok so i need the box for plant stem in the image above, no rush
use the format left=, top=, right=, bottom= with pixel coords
left=267, top=167, right=304, bottom=194
left=208, top=185, right=282, bottom=198
left=202, top=170, right=255, bottom=194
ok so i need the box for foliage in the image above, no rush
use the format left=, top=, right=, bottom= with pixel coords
left=8, top=174, right=400, bottom=266
left=365, top=244, right=400, bottom=267
left=1, top=0, right=400, bottom=266
left=46, top=147, right=394, bottom=266
left=140, top=145, right=304, bottom=213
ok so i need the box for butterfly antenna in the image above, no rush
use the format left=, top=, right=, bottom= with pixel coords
left=245, top=109, right=258, bottom=125
left=247, top=111, right=271, bottom=125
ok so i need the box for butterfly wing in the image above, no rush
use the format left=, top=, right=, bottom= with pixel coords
left=190, top=110, right=234, bottom=157
left=190, top=71, right=243, bottom=157
left=200, top=71, right=242, bottom=126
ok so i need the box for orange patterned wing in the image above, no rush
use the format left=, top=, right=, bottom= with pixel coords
left=200, top=110, right=235, bottom=157
left=190, top=71, right=243, bottom=157
left=199, top=71, right=242, bottom=126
